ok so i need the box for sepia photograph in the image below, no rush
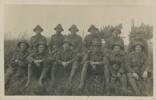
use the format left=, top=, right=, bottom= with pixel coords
left=3, top=3, right=154, bottom=97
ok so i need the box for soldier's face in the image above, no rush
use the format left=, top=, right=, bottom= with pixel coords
left=56, top=29, right=62, bottom=33
left=135, top=45, right=142, bottom=52
left=35, top=30, right=42, bottom=34
left=91, top=29, right=98, bottom=34
left=19, top=43, right=27, bottom=51
left=38, top=45, right=46, bottom=53
left=113, top=45, right=121, bottom=52
left=70, top=30, right=76, bottom=34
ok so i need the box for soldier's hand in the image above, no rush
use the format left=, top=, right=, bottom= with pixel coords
left=90, top=62, right=96, bottom=70
left=15, top=59, right=19, bottom=63
left=62, top=62, right=69, bottom=68
left=18, top=60, right=24, bottom=66
left=62, top=62, right=66, bottom=67
left=117, top=73, right=121, bottom=77
left=142, top=71, right=148, bottom=79
left=34, top=60, right=41, bottom=67
left=132, top=73, right=139, bottom=80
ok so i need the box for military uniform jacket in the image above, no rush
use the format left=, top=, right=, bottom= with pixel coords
left=83, top=50, right=109, bottom=65
left=126, top=51, right=147, bottom=74
left=10, top=49, right=29, bottom=67
left=49, top=33, right=65, bottom=52
left=108, top=50, right=126, bottom=76
left=27, top=51, right=49, bottom=64
left=67, top=34, right=82, bottom=53
left=83, top=34, right=101, bottom=50
left=30, top=34, right=47, bottom=50
left=54, top=48, right=75, bottom=62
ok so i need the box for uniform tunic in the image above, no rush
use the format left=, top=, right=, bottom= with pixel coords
left=8, top=49, right=29, bottom=77
left=49, top=33, right=65, bottom=52
left=126, top=51, right=147, bottom=75
left=109, top=50, right=126, bottom=77
left=83, top=34, right=101, bottom=50
left=5, top=49, right=29, bottom=95
left=30, top=34, right=47, bottom=50
left=55, top=48, right=75, bottom=62
left=83, top=50, right=109, bottom=75
left=67, top=34, right=82, bottom=53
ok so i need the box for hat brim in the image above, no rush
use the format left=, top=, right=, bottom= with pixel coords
left=88, top=28, right=99, bottom=32
left=17, top=42, right=29, bottom=49
left=69, top=28, right=79, bottom=32
left=54, top=27, right=64, bottom=31
left=33, top=28, right=43, bottom=32
left=35, top=43, right=47, bottom=49
left=132, top=42, right=144, bottom=49
left=112, top=44, right=124, bottom=50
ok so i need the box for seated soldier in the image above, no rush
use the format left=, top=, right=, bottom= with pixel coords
left=78, top=39, right=109, bottom=95
left=109, top=42, right=127, bottom=95
left=25, top=42, right=49, bottom=87
left=51, top=39, right=79, bottom=87
left=126, top=38, right=148, bottom=95
left=5, top=40, right=29, bottom=87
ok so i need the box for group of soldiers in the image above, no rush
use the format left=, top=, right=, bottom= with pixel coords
left=5, top=24, right=151, bottom=95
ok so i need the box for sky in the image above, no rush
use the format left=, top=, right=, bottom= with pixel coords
left=4, top=5, right=154, bottom=44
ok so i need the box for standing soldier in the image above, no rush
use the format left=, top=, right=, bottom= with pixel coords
left=126, top=38, right=149, bottom=95
left=78, top=39, right=110, bottom=95
left=67, top=24, right=83, bottom=83
left=30, top=25, right=47, bottom=52
left=83, top=25, right=101, bottom=51
left=49, top=24, right=65, bottom=54
left=108, top=41, right=127, bottom=95
left=5, top=40, right=29, bottom=94
left=105, top=28, right=124, bottom=50
left=25, top=42, right=49, bottom=87
left=67, top=24, right=82, bottom=53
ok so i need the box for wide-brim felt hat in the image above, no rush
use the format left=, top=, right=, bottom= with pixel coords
left=33, top=25, right=44, bottom=32
left=35, top=42, right=47, bottom=49
left=111, top=28, right=121, bottom=34
left=111, top=42, right=124, bottom=50
left=132, top=41, right=145, bottom=49
left=69, top=24, right=79, bottom=32
left=17, top=40, right=29, bottom=49
left=128, top=37, right=148, bottom=54
left=88, top=25, right=99, bottom=32
left=54, top=24, right=64, bottom=31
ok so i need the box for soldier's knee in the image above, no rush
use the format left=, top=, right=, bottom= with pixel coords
left=82, top=63, right=88, bottom=69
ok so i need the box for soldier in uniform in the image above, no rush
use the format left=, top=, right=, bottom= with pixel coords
left=25, top=42, right=49, bottom=87
left=49, top=24, right=65, bottom=54
left=66, top=24, right=83, bottom=83
left=67, top=24, right=82, bottom=53
left=5, top=40, right=29, bottom=94
left=108, top=41, right=127, bottom=95
left=51, top=39, right=78, bottom=86
left=126, top=38, right=149, bottom=95
left=83, top=25, right=101, bottom=51
left=30, top=25, right=47, bottom=52
left=105, top=28, right=124, bottom=50
left=78, top=39, right=110, bottom=95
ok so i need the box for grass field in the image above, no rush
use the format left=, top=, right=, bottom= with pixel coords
left=4, top=39, right=153, bottom=96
